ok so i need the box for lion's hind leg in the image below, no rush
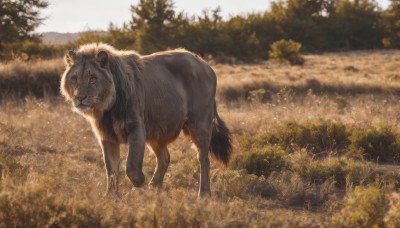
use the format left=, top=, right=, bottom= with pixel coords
left=186, top=117, right=213, bottom=197
left=149, top=144, right=170, bottom=188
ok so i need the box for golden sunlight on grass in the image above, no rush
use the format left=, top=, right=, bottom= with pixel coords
left=1, top=51, right=400, bottom=226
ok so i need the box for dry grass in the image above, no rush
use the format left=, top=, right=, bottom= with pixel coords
left=216, top=50, right=400, bottom=104
left=1, top=50, right=400, bottom=226
left=0, top=59, right=63, bottom=101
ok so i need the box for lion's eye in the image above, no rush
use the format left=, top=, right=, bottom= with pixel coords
left=89, top=76, right=97, bottom=84
left=70, top=75, right=77, bottom=84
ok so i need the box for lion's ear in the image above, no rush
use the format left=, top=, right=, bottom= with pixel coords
left=65, top=50, right=77, bottom=66
left=96, top=51, right=108, bottom=68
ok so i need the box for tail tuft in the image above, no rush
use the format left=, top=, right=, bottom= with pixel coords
left=210, top=111, right=233, bottom=166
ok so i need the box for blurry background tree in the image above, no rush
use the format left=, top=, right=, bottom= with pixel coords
left=331, top=0, right=383, bottom=49
left=1, top=0, right=400, bottom=62
left=382, top=0, right=400, bottom=48
left=107, top=23, right=136, bottom=50
left=0, top=0, right=49, bottom=60
left=130, top=0, right=183, bottom=54
left=267, top=0, right=327, bottom=51
left=188, top=7, right=224, bottom=58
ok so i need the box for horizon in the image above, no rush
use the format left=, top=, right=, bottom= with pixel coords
left=37, top=0, right=390, bottom=34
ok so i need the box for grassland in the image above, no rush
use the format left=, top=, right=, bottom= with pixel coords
left=1, top=51, right=400, bottom=227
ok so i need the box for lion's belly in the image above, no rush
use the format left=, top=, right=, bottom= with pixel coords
left=145, top=111, right=187, bottom=146
left=144, top=89, right=188, bottom=146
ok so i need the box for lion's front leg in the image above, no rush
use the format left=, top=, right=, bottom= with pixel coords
left=101, top=141, right=120, bottom=195
left=126, top=122, right=146, bottom=187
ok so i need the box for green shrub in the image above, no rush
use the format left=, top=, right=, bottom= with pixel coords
left=268, top=170, right=336, bottom=208
left=240, top=120, right=400, bottom=165
left=290, top=150, right=374, bottom=187
left=1, top=40, right=57, bottom=61
left=238, top=134, right=269, bottom=151
left=270, top=120, right=350, bottom=154
left=212, top=169, right=276, bottom=198
left=331, top=186, right=388, bottom=227
left=19, top=41, right=56, bottom=60
left=239, top=120, right=350, bottom=155
left=230, top=146, right=290, bottom=177
left=350, top=126, right=400, bottom=163
left=269, top=39, right=305, bottom=65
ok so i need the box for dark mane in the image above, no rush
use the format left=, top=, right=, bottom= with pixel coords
left=77, top=43, right=143, bottom=121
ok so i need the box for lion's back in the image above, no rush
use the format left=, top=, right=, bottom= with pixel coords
left=140, top=50, right=217, bottom=144
left=142, top=50, right=216, bottom=97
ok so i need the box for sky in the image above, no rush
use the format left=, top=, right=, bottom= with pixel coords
left=36, top=0, right=391, bottom=33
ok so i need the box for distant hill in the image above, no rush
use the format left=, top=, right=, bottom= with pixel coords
left=40, top=32, right=80, bottom=44
left=40, top=31, right=107, bottom=45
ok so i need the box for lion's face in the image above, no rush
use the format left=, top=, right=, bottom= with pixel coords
left=61, top=51, right=116, bottom=114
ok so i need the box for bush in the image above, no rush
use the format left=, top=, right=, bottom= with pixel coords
left=331, top=186, right=388, bottom=227
left=19, top=41, right=56, bottom=60
left=238, top=134, right=270, bottom=151
left=268, top=171, right=336, bottom=208
left=350, top=126, right=400, bottom=164
left=239, top=120, right=400, bottom=165
left=230, top=146, right=290, bottom=177
left=239, top=120, right=350, bottom=154
left=274, top=120, right=350, bottom=154
left=212, top=169, right=276, bottom=198
left=269, top=39, right=305, bottom=65
left=290, top=150, right=374, bottom=187
left=1, top=40, right=57, bottom=61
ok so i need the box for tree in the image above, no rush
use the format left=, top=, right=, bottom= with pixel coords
left=266, top=0, right=384, bottom=51
left=189, top=7, right=224, bottom=57
left=108, top=23, right=136, bottom=50
left=331, top=0, right=384, bottom=49
left=0, top=0, right=48, bottom=59
left=382, top=0, right=400, bottom=48
left=222, top=15, right=263, bottom=59
left=130, top=0, right=182, bottom=53
left=267, top=0, right=327, bottom=51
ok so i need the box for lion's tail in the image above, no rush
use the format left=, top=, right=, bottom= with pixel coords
left=210, top=101, right=233, bottom=166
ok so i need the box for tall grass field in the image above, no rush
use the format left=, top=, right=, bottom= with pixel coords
left=1, top=50, right=400, bottom=227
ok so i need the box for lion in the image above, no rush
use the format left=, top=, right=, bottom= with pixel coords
left=60, top=43, right=232, bottom=197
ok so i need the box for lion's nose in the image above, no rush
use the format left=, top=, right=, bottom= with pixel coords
left=76, top=95, right=87, bottom=102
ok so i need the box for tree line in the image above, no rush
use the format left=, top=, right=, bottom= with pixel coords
left=1, top=0, right=400, bottom=61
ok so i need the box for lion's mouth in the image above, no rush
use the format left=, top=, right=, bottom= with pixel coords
left=75, top=103, right=93, bottom=112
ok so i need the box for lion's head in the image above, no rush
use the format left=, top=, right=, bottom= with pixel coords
left=60, top=45, right=116, bottom=115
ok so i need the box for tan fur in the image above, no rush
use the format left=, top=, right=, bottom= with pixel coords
left=60, top=43, right=232, bottom=197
